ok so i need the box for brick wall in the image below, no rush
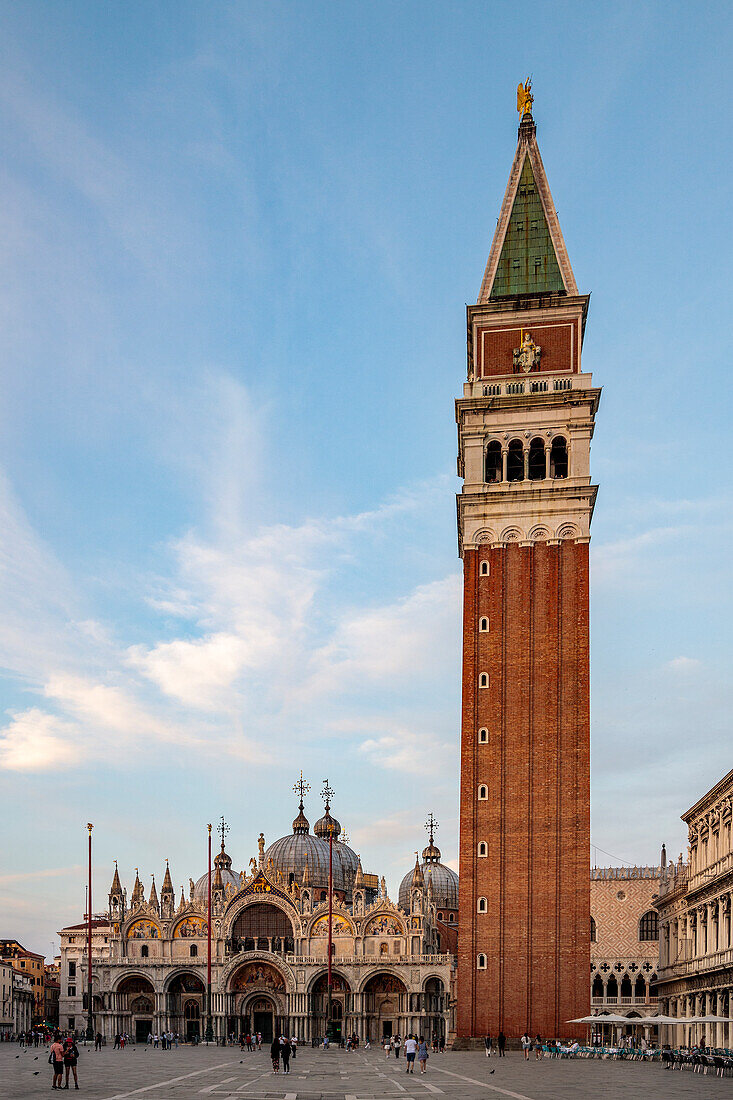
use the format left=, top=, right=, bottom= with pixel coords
left=457, top=540, right=590, bottom=1039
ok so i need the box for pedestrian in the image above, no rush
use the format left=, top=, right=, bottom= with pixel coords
left=280, top=1037, right=291, bottom=1075
left=498, top=1031, right=506, bottom=1057
left=290, top=1037, right=297, bottom=1060
left=95, top=1032, right=103, bottom=1052
left=484, top=1033, right=492, bottom=1058
left=417, top=1036, right=428, bottom=1074
left=534, top=1034, right=542, bottom=1060
left=439, top=1035, right=445, bottom=1054
left=113, top=1034, right=120, bottom=1050
left=384, top=1037, right=391, bottom=1059
left=270, top=1036, right=280, bottom=1073
left=394, top=1034, right=401, bottom=1060
left=50, top=1036, right=65, bottom=1090
left=257, top=1031, right=262, bottom=1051
left=63, top=1037, right=80, bottom=1090
left=404, top=1034, right=417, bottom=1074
left=521, top=1032, right=531, bottom=1060
left=153, top=1033, right=159, bottom=1049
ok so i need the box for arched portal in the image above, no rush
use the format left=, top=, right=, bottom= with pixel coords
left=423, top=977, right=445, bottom=1043
left=229, top=962, right=288, bottom=1045
left=362, top=973, right=407, bottom=1043
left=116, top=975, right=155, bottom=1044
left=310, top=972, right=351, bottom=1043
left=166, top=973, right=205, bottom=1042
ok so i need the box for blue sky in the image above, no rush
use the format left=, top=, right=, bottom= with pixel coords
left=0, top=1, right=730, bottom=957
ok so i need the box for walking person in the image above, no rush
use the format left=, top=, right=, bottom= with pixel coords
left=534, top=1034, right=542, bottom=1060
left=270, top=1036, right=280, bottom=1073
left=385, top=1037, right=392, bottom=1059
left=290, top=1037, right=297, bottom=1061
left=484, top=1033, right=492, bottom=1058
left=256, top=1032, right=262, bottom=1051
left=50, top=1036, right=65, bottom=1090
left=521, top=1033, right=531, bottom=1060
left=497, top=1031, right=506, bottom=1057
left=63, top=1037, right=80, bottom=1089
left=417, top=1036, right=428, bottom=1074
left=95, top=1032, right=103, bottom=1052
left=394, top=1034, right=401, bottom=1060
left=404, top=1034, right=417, bottom=1074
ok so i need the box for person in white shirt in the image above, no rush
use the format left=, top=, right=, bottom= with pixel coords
left=404, top=1035, right=418, bottom=1074
left=521, top=1033, right=531, bottom=1060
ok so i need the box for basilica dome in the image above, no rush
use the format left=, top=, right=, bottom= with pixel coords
left=398, top=830, right=459, bottom=913
left=194, top=844, right=241, bottom=901
left=264, top=801, right=359, bottom=897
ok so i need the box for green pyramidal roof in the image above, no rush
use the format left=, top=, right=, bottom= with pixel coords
left=490, top=155, right=565, bottom=299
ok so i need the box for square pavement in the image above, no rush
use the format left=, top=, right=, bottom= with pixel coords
left=3, top=1042, right=730, bottom=1100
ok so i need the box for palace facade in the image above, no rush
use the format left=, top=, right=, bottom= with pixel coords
left=59, top=791, right=455, bottom=1044
left=590, top=865, right=662, bottom=1038
left=655, top=768, right=733, bottom=1049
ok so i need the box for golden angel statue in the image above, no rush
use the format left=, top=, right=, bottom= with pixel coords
left=517, top=78, right=533, bottom=116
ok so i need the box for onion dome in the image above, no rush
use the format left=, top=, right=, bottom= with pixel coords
left=398, top=814, right=459, bottom=911
left=194, top=842, right=241, bottom=901
left=314, top=810, right=341, bottom=840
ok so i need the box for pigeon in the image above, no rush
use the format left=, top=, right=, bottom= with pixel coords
left=33, top=1071, right=39, bottom=1075
left=34, top=1056, right=38, bottom=1060
left=489, top=1069, right=495, bottom=1074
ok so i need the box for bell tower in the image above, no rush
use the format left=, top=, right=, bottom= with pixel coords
left=456, top=85, right=600, bottom=1040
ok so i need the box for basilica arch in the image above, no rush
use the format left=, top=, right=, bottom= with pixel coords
left=113, top=974, right=156, bottom=1043
left=227, top=959, right=290, bottom=1045
left=360, top=971, right=408, bottom=1044
left=165, top=971, right=205, bottom=1041
left=225, top=894, right=298, bottom=956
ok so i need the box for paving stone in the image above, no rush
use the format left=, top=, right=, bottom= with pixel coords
left=2, top=1043, right=731, bottom=1099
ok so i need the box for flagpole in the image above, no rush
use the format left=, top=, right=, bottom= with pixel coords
left=86, top=824, right=94, bottom=1042
left=206, top=824, right=213, bottom=1044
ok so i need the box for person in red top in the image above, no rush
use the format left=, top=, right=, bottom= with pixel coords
left=63, top=1037, right=80, bottom=1089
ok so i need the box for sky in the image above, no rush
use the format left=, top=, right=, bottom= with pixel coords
left=0, top=1, right=730, bottom=959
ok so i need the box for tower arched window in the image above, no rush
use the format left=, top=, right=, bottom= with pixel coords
left=480, top=560, right=490, bottom=576
left=478, top=785, right=488, bottom=800
left=477, top=841, right=488, bottom=857
left=478, top=728, right=488, bottom=743
left=479, top=673, right=489, bottom=688
left=479, top=617, right=489, bottom=632
left=549, top=436, right=568, bottom=479
left=590, top=916, right=596, bottom=942
left=528, top=437, right=546, bottom=480
left=141, top=945, right=149, bottom=958
left=507, top=439, right=524, bottom=482
left=477, top=953, right=487, bottom=970
left=639, top=910, right=659, bottom=941
left=485, top=440, right=502, bottom=483
left=477, top=897, right=487, bottom=914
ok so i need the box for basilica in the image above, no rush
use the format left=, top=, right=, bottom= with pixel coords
left=59, top=786, right=456, bottom=1044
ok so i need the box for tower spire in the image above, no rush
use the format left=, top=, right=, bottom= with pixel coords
left=478, top=83, right=578, bottom=303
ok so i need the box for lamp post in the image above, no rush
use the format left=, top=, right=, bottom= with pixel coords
left=321, top=780, right=336, bottom=1045
left=86, top=824, right=94, bottom=1042
left=205, top=823, right=214, bottom=1044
